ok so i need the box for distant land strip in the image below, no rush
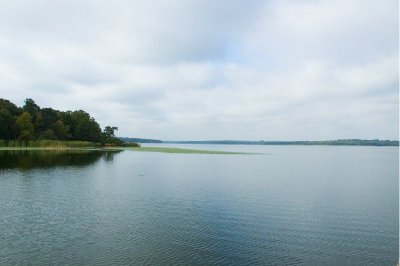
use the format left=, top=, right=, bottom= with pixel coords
left=120, top=138, right=399, bottom=146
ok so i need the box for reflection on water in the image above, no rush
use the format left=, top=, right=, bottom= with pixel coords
left=0, top=146, right=398, bottom=265
left=0, top=150, right=121, bottom=170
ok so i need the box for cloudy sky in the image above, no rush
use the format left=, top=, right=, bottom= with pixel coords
left=0, top=0, right=398, bottom=140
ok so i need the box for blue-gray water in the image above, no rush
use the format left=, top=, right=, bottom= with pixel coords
left=0, top=145, right=398, bottom=265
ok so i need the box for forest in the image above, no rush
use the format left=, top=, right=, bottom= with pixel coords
left=0, top=98, right=122, bottom=145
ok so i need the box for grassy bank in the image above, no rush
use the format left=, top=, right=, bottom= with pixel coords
left=0, top=147, right=122, bottom=152
left=126, top=146, right=249, bottom=154
left=0, top=140, right=99, bottom=148
left=0, top=141, right=249, bottom=154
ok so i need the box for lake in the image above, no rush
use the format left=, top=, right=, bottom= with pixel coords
left=0, top=145, right=398, bottom=265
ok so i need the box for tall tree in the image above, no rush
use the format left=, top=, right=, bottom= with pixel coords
left=16, top=112, right=35, bottom=142
left=52, top=120, right=69, bottom=140
left=102, top=126, right=122, bottom=145
left=23, top=98, right=40, bottom=115
left=104, top=126, right=118, bottom=137
left=70, top=110, right=102, bottom=141
left=0, top=99, right=21, bottom=140
left=0, top=109, right=16, bottom=140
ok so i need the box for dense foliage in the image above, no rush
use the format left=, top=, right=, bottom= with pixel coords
left=0, top=98, right=122, bottom=145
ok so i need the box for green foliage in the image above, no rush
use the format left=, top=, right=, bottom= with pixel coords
left=0, top=109, right=16, bottom=140
left=0, top=98, right=105, bottom=144
left=23, top=98, right=40, bottom=115
left=122, top=142, right=141, bottom=147
left=104, top=126, right=118, bottom=137
left=0, top=140, right=98, bottom=148
left=52, top=120, right=68, bottom=139
left=102, top=126, right=123, bottom=145
left=38, top=129, right=56, bottom=140
left=0, top=99, right=21, bottom=140
left=16, top=112, right=35, bottom=142
left=68, top=110, right=102, bottom=142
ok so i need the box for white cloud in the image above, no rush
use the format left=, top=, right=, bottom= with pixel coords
left=0, top=0, right=398, bottom=140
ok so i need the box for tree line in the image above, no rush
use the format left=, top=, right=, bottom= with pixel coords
left=163, top=139, right=399, bottom=146
left=0, top=98, right=122, bottom=145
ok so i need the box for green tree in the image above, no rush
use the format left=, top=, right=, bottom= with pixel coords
left=104, top=126, right=118, bottom=137
left=0, top=98, right=110, bottom=144
left=0, top=99, right=21, bottom=115
left=16, top=112, right=35, bottom=142
left=35, top=108, right=60, bottom=138
left=70, top=110, right=102, bottom=142
left=102, top=126, right=122, bottom=145
left=23, top=98, right=40, bottom=115
left=52, top=120, right=69, bottom=140
left=41, top=108, right=58, bottom=127
left=0, top=109, right=16, bottom=140
left=0, top=99, right=21, bottom=140
left=34, top=111, right=44, bottom=136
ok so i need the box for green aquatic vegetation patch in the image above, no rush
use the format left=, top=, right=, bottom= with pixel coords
left=126, top=146, right=249, bottom=154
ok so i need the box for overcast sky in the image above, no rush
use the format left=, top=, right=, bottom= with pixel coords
left=0, top=0, right=398, bottom=140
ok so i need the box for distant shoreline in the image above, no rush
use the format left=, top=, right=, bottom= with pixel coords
left=121, top=138, right=399, bottom=146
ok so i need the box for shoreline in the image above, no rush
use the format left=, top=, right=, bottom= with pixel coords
left=0, top=146, right=252, bottom=155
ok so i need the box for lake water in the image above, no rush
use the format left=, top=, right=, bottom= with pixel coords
left=0, top=145, right=398, bottom=265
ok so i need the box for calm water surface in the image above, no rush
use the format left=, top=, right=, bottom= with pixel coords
left=0, top=145, right=398, bottom=265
